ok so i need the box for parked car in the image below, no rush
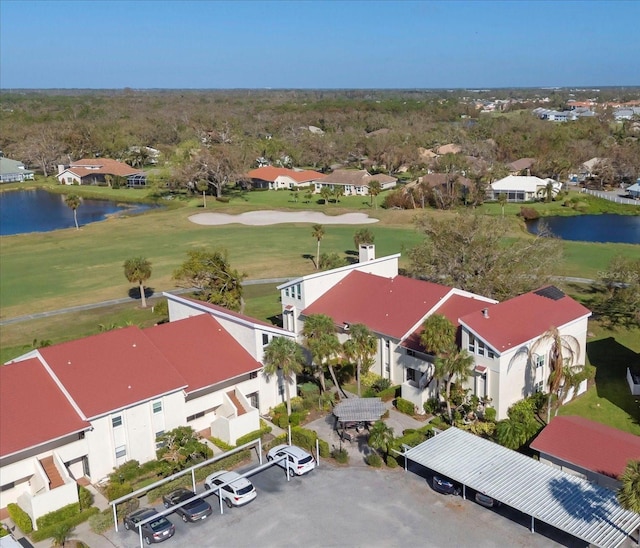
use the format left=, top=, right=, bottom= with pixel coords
left=204, top=470, right=257, bottom=507
left=266, top=444, right=316, bottom=476
left=123, top=508, right=175, bottom=544
left=475, top=492, right=500, bottom=508
left=162, top=487, right=213, bottom=522
left=431, top=475, right=460, bottom=496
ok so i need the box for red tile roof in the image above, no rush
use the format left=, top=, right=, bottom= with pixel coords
left=247, top=166, right=323, bottom=183
left=0, top=358, right=89, bottom=457
left=144, top=315, right=261, bottom=393
left=65, top=158, right=142, bottom=177
left=459, top=287, right=590, bottom=353
left=303, top=271, right=451, bottom=339
left=530, top=416, right=640, bottom=479
left=403, top=294, right=495, bottom=351
left=39, top=327, right=188, bottom=419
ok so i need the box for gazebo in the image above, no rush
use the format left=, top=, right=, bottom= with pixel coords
left=333, top=397, right=386, bottom=428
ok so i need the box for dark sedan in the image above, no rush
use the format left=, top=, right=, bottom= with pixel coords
left=162, top=488, right=213, bottom=522
left=123, top=508, right=175, bottom=544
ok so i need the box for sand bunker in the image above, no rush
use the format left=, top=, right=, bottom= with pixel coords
left=189, top=210, right=379, bottom=226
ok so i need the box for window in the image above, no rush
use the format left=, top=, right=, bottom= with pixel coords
left=111, top=415, right=123, bottom=428
left=487, top=348, right=496, bottom=359
left=285, top=287, right=290, bottom=298
left=155, top=431, right=166, bottom=449
left=406, top=368, right=417, bottom=382
left=534, top=380, right=544, bottom=393
left=155, top=430, right=164, bottom=439
left=115, top=445, right=126, bottom=459
left=535, top=354, right=545, bottom=368
left=187, top=411, right=205, bottom=422
left=249, top=371, right=258, bottom=379
left=406, top=349, right=416, bottom=358
left=262, top=333, right=269, bottom=346
left=468, top=334, right=476, bottom=353
left=477, top=340, right=485, bottom=357
left=152, top=401, right=162, bottom=414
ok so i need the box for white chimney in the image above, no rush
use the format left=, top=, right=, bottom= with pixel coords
left=482, top=308, right=489, bottom=319
left=359, top=244, right=375, bottom=263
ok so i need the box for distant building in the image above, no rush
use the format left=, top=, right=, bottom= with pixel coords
left=314, top=169, right=397, bottom=196
left=489, top=175, right=561, bottom=202
left=56, top=158, right=146, bottom=187
left=246, top=166, right=323, bottom=190
left=0, top=157, right=34, bottom=183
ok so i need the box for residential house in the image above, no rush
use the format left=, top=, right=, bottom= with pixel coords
left=506, top=158, right=536, bottom=176
left=314, top=169, right=397, bottom=196
left=533, top=107, right=595, bottom=122
left=489, top=175, right=561, bottom=202
left=246, top=166, right=323, bottom=190
left=626, top=179, right=640, bottom=199
left=530, top=416, right=640, bottom=491
left=56, top=158, right=146, bottom=187
left=278, top=247, right=590, bottom=421
left=1, top=307, right=294, bottom=525
left=0, top=157, right=34, bottom=183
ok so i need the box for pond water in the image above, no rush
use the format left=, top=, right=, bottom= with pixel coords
left=0, top=189, right=157, bottom=236
left=526, top=214, right=640, bottom=244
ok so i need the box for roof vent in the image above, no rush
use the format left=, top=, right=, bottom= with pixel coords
left=343, top=322, right=350, bottom=331
left=482, top=308, right=489, bottom=319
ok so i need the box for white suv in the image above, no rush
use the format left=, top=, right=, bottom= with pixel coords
left=204, top=470, right=257, bottom=507
left=266, top=444, right=316, bottom=476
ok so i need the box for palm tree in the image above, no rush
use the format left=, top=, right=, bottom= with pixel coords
left=368, top=180, right=382, bottom=208
left=343, top=323, right=377, bottom=397
left=303, top=314, right=341, bottom=395
left=65, top=194, right=81, bottom=230
left=311, top=224, right=325, bottom=270
left=123, top=257, right=152, bottom=308
left=320, top=186, right=332, bottom=204
left=368, top=420, right=395, bottom=461
left=434, top=349, right=474, bottom=423
left=497, top=192, right=507, bottom=217
left=419, top=314, right=456, bottom=391
left=617, top=459, right=640, bottom=514
left=495, top=418, right=529, bottom=450
left=263, top=337, right=304, bottom=416
left=50, top=523, right=74, bottom=547
left=531, top=326, right=594, bottom=422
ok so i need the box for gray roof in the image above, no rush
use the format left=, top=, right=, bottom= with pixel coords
left=0, top=157, right=33, bottom=176
left=404, top=428, right=640, bottom=548
left=333, top=398, right=386, bottom=423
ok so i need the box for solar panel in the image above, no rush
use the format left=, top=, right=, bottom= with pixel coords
left=534, top=286, right=565, bottom=301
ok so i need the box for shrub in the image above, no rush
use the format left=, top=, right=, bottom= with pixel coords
left=423, top=398, right=439, bottom=415
left=519, top=207, right=539, bottom=220
left=377, top=385, right=399, bottom=401
left=78, top=485, right=94, bottom=511
left=331, top=448, right=349, bottom=464
left=89, top=509, right=114, bottom=534
left=277, top=415, right=290, bottom=429
left=110, top=460, right=141, bottom=483
left=395, top=397, right=415, bottom=415
left=290, top=396, right=305, bottom=413
left=289, top=412, right=303, bottom=426
left=210, top=436, right=234, bottom=452
left=298, top=382, right=320, bottom=397
left=32, top=507, right=99, bottom=543
left=215, top=196, right=230, bottom=203
left=7, top=503, right=33, bottom=534
left=235, top=422, right=272, bottom=447
left=483, top=407, right=497, bottom=422
left=386, top=455, right=398, bottom=468
left=371, top=378, right=392, bottom=392
left=365, top=453, right=383, bottom=467
left=429, top=416, right=450, bottom=430
left=106, top=481, right=133, bottom=502
left=0, top=525, right=8, bottom=537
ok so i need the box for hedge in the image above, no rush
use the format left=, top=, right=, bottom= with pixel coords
left=365, top=453, right=383, bottom=467
left=395, top=397, right=415, bottom=415
left=7, top=503, right=32, bottom=534
left=484, top=407, right=497, bottom=422
left=89, top=509, right=114, bottom=534
left=235, top=422, right=272, bottom=447
left=269, top=427, right=330, bottom=459
left=31, top=507, right=99, bottom=543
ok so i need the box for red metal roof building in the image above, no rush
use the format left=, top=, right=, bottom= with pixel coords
left=530, top=415, right=640, bottom=490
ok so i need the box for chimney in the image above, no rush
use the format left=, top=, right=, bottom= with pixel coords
left=359, top=244, right=375, bottom=263
left=482, top=308, right=489, bottom=319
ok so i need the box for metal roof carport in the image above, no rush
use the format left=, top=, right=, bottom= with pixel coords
left=403, top=427, right=640, bottom=548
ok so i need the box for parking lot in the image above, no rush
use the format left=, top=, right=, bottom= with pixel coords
left=105, top=457, right=585, bottom=548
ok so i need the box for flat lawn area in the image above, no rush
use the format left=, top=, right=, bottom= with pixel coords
left=559, top=322, right=640, bottom=435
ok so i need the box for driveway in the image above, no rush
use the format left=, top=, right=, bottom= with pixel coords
left=103, top=460, right=583, bottom=548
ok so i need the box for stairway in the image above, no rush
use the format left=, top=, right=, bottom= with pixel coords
left=40, top=456, right=65, bottom=489
left=227, top=391, right=246, bottom=416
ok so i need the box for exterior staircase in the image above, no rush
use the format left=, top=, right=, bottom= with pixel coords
left=227, top=391, right=247, bottom=416
left=40, top=456, right=65, bottom=489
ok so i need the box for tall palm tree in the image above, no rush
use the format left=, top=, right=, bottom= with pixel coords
left=343, top=323, right=377, bottom=397
left=419, top=314, right=456, bottom=391
left=617, top=459, right=640, bottom=514
left=123, top=257, right=152, bottom=308
left=263, top=336, right=304, bottom=416
left=311, top=224, right=325, bottom=270
left=531, top=326, right=594, bottom=422
left=435, top=349, right=474, bottom=423
left=303, top=314, right=341, bottom=395
left=497, top=192, right=507, bottom=217
left=50, top=523, right=74, bottom=547
left=65, top=194, right=81, bottom=230
left=368, top=180, right=382, bottom=208
left=368, top=420, right=395, bottom=461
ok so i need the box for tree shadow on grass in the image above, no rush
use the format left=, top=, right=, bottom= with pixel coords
left=586, top=337, right=640, bottom=423
left=128, top=287, right=155, bottom=301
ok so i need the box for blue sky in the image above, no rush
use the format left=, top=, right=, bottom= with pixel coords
left=1, top=0, right=638, bottom=89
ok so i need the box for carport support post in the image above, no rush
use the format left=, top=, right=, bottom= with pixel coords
left=191, top=468, right=196, bottom=492
left=462, top=485, right=466, bottom=500
left=139, top=523, right=144, bottom=547
left=288, top=425, right=291, bottom=445
left=219, top=487, right=224, bottom=515
left=112, top=503, right=118, bottom=532
left=258, top=438, right=263, bottom=465
left=316, top=439, right=320, bottom=467
left=530, top=515, right=535, bottom=533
